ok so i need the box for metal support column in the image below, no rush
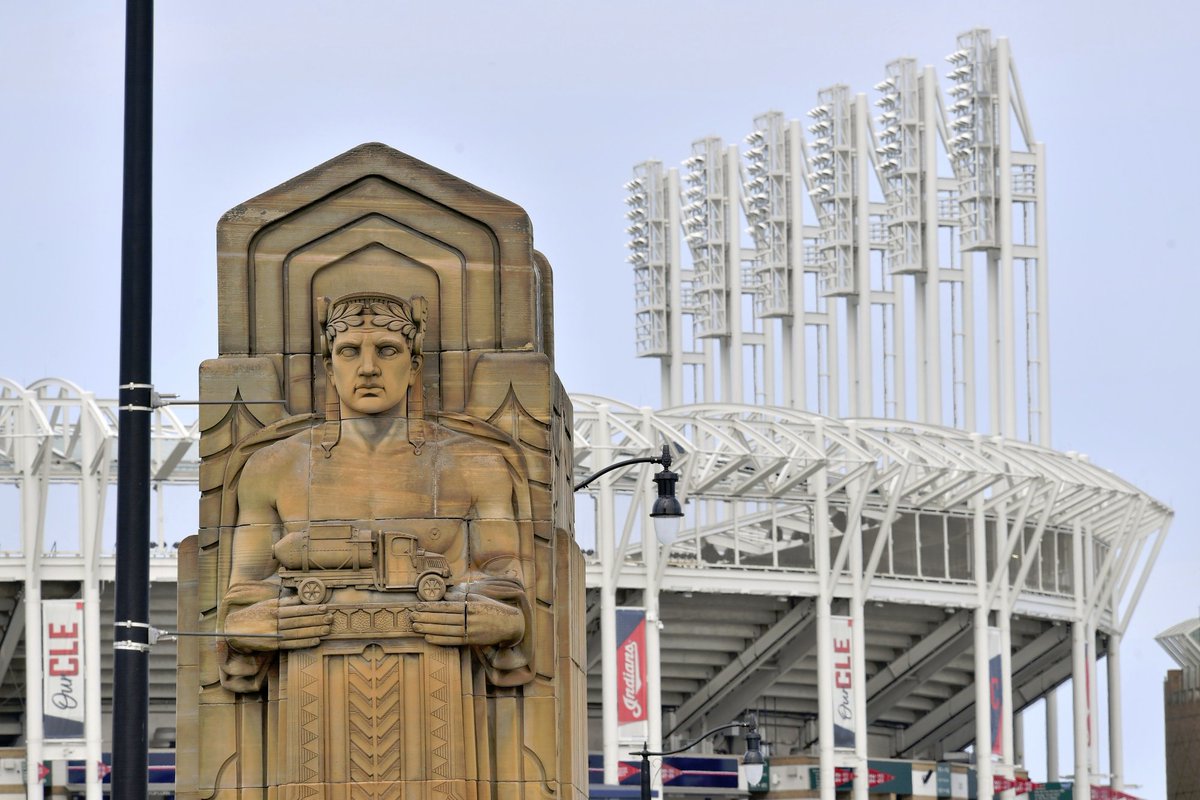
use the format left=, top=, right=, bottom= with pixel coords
left=19, top=390, right=46, bottom=800
left=1034, top=143, right=1051, bottom=444
left=1045, top=689, right=1059, bottom=781
left=597, top=407, right=619, bottom=785
left=787, top=120, right=806, bottom=411
left=1071, top=521, right=1090, bottom=799
left=726, top=145, right=744, bottom=403
left=79, top=394, right=107, bottom=800
left=641, top=410, right=664, bottom=800
left=848, top=469, right=868, bottom=800
left=666, top=169, right=684, bottom=407
left=851, top=94, right=873, bottom=416
left=996, top=37, right=1016, bottom=437
left=1107, top=632, right=1123, bottom=792
left=998, top=505, right=1015, bottom=800
left=813, top=421, right=834, bottom=800
left=921, top=66, right=943, bottom=427
left=970, top=446, right=993, bottom=796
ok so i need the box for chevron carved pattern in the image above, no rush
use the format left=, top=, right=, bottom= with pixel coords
left=297, top=651, right=321, bottom=783
left=347, top=645, right=402, bottom=782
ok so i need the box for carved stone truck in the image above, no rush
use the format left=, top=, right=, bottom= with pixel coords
left=278, top=525, right=452, bottom=604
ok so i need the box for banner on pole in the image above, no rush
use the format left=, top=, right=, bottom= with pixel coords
left=989, top=626, right=1003, bottom=756
left=831, top=615, right=855, bottom=750
left=42, top=600, right=85, bottom=741
left=615, top=608, right=648, bottom=741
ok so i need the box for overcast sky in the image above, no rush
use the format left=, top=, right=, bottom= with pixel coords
left=2, top=2, right=1197, bottom=795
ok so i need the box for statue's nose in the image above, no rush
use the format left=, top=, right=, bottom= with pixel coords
left=359, top=349, right=380, bottom=374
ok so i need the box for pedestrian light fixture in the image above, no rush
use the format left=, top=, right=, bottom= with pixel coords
left=574, top=444, right=684, bottom=545
left=635, top=715, right=764, bottom=800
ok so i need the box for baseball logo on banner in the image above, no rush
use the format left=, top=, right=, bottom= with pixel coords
left=616, top=609, right=648, bottom=726
left=43, top=600, right=85, bottom=741
left=831, top=615, right=855, bottom=750
left=988, top=627, right=1003, bottom=756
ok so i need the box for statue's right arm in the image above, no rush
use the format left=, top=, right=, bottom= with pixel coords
left=222, top=445, right=331, bottom=653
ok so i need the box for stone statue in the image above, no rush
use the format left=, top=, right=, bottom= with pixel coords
left=176, top=144, right=586, bottom=800
left=220, top=292, right=533, bottom=692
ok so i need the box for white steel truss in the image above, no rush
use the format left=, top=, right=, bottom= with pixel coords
left=576, top=396, right=1169, bottom=798
left=0, top=379, right=1170, bottom=798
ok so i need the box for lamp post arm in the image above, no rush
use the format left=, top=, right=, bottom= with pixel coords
left=634, top=720, right=750, bottom=759
left=574, top=445, right=675, bottom=492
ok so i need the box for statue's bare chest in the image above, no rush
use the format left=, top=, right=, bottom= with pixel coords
left=274, top=441, right=474, bottom=523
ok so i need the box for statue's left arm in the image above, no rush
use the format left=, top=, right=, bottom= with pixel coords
left=411, top=449, right=533, bottom=684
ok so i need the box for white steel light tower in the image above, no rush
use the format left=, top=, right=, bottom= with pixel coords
left=612, top=27, right=1160, bottom=800
left=627, top=162, right=683, bottom=404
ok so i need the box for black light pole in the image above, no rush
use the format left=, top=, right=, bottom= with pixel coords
left=634, top=716, right=763, bottom=800
left=112, top=2, right=154, bottom=799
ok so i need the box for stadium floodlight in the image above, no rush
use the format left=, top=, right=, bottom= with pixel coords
left=684, top=155, right=706, bottom=168
left=948, top=65, right=972, bottom=80
left=949, top=84, right=971, bottom=98
left=807, top=120, right=832, bottom=134
left=807, top=104, right=831, bottom=119
left=873, top=78, right=896, bottom=92
left=950, top=116, right=973, bottom=130
left=624, top=195, right=645, bottom=207
left=745, top=131, right=765, bottom=145
left=812, top=136, right=832, bottom=149
left=947, top=48, right=971, bottom=64
left=745, top=145, right=766, bottom=159
left=952, top=98, right=973, bottom=112
left=623, top=179, right=644, bottom=192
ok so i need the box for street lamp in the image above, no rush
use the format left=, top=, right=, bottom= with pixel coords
left=634, top=715, right=764, bottom=800
left=575, top=444, right=684, bottom=545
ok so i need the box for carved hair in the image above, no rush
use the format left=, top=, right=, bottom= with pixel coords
left=317, top=292, right=429, bottom=456
left=321, top=293, right=428, bottom=359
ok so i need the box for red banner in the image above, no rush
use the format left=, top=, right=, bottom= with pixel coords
left=994, top=775, right=1038, bottom=794
left=615, top=609, right=648, bottom=724
left=832, top=767, right=894, bottom=787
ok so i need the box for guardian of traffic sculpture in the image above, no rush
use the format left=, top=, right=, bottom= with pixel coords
left=176, top=144, right=585, bottom=800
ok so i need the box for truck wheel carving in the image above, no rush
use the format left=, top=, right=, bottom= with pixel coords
left=297, top=577, right=329, bottom=605
left=417, top=573, right=447, bottom=601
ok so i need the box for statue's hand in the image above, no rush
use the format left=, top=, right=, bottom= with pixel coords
left=412, top=596, right=524, bottom=647
left=225, top=597, right=332, bottom=653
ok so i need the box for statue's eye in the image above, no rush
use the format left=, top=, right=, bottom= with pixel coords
left=337, top=346, right=358, bottom=358
left=378, top=346, right=399, bottom=357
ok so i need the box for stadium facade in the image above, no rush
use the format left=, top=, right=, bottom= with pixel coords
left=598, top=26, right=1170, bottom=800
left=0, top=27, right=1172, bottom=800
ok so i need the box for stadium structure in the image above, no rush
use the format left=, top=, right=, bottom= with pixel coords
left=0, top=26, right=1173, bottom=800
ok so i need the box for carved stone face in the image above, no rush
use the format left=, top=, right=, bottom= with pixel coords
left=327, top=324, right=420, bottom=418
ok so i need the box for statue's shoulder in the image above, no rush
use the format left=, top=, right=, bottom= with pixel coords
left=431, top=413, right=513, bottom=458
left=228, top=415, right=317, bottom=488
